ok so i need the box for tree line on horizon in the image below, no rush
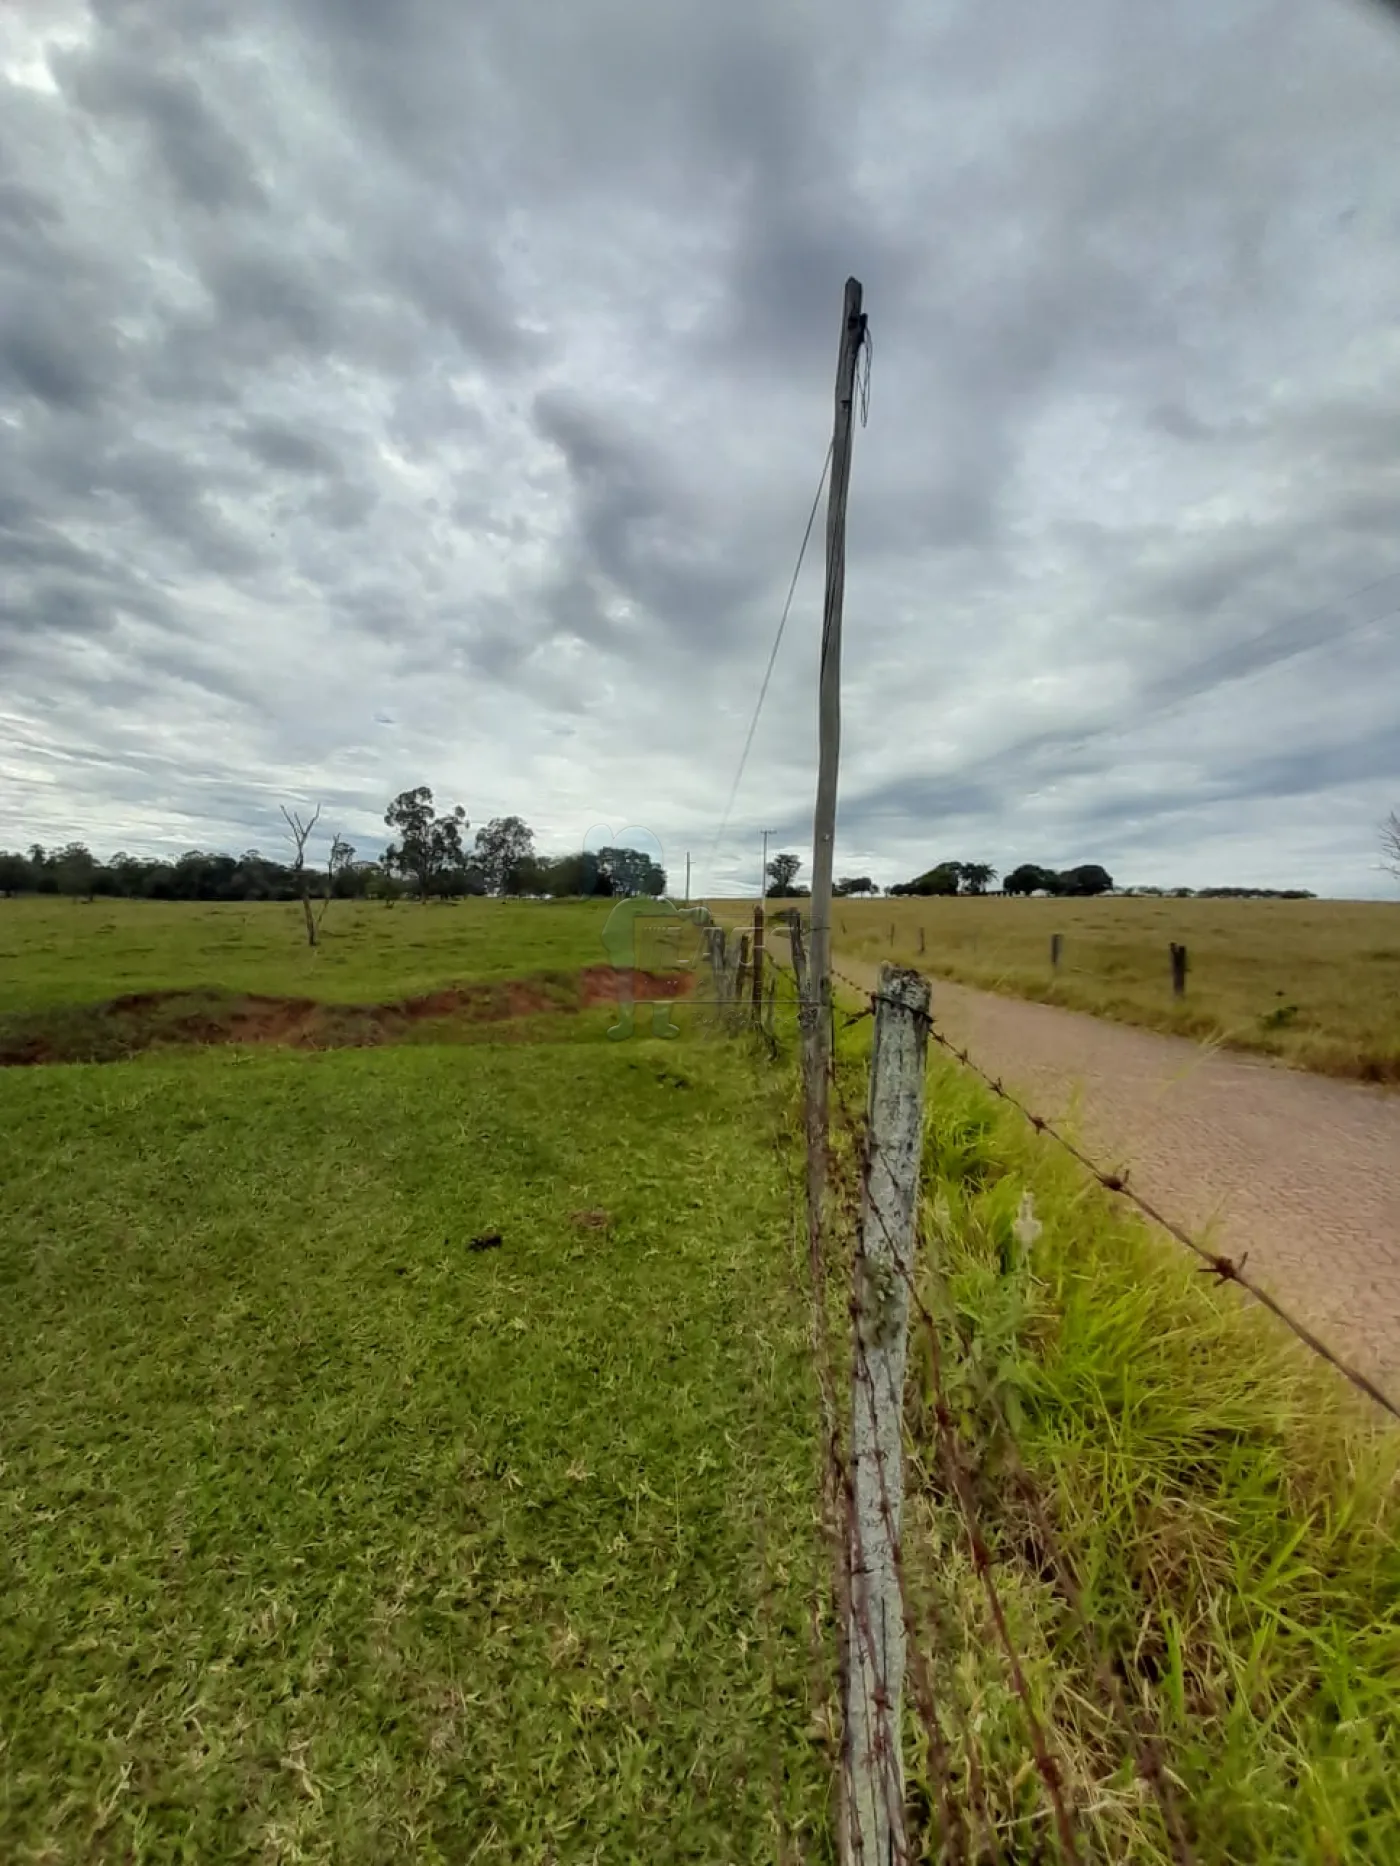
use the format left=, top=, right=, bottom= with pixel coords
left=0, top=788, right=667, bottom=905
left=764, top=852, right=1317, bottom=900
left=886, top=860, right=1118, bottom=896
left=3, top=795, right=1339, bottom=907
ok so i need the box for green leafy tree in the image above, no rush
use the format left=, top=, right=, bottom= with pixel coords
left=834, top=875, right=875, bottom=898
left=766, top=852, right=803, bottom=897
left=1003, top=863, right=1057, bottom=896
left=531, top=851, right=592, bottom=897
left=1058, top=863, right=1114, bottom=897
left=0, top=850, right=33, bottom=895
left=326, top=837, right=357, bottom=900
left=960, top=862, right=997, bottom=895
left=473, top=816, right=536, bottom=896
left=53, top=842, right=98, bottom=900
left=383, top=787, right=469, bottom=900
left=598, top=846, right=666, bottom=899
left=907, top=861, right=961, bottom=896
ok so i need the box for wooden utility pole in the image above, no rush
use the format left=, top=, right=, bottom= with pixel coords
left=760, top=828, right=777, bottom=902
left=684, top=852, right=691, bottom=904
left=806, top=276, right=867, bottom=1204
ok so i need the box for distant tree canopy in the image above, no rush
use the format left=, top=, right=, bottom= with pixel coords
left=1121, top=885, right=1316, bottom=900
left=1001, top=862, right=1114, bottom=897
left=833, top=875, right=876, bottom=897
left=0, top=793, right=667, bottom=905
left=892, top=858, right=1105, bottom=895
left=886, top=861, right=1115, bottom=898
left=592, top=846, right=666, bottom=899
left=384, top=787, right=469, bottom=900
left=472, top=815, right=535, bottom=896
left=766, top=852, right=805, bottom=898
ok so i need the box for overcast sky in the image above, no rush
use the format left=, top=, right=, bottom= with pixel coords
left=3, top=0, right=1400, bottom=898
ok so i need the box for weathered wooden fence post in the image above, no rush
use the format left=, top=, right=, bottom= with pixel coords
left=846, top=963, right=931, bottom=1866
left=1050, top=932, right=1063, bottom=969
left=707, top=926, right=728, bottom=1012
left=1170, top=942, right=1188, bottom=998
left=918, top=926, right=926, bottom=956
left=751, top=905, right=765, bottom=1025
left=733, top=933, right=751, bottom=1029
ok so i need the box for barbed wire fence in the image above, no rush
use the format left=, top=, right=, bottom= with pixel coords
left=678, top=246, right=1400, bottom=1857
left=823, top=958, right=1400, bottom=1427
left=694, top=899, right=1398, bottom=1860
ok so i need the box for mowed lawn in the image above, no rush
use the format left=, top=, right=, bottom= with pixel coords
left=0, top=904, right=830, bottom=1862
left=826, top=894, right=1400, bottom=1082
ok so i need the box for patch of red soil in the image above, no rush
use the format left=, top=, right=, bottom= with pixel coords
left=0, top=968, right=696, bottom=1065
left=578, top=966, right=690, bottom=1008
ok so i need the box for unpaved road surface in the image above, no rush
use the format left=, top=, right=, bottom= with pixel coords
left=832, top=954, right=1400, bottom=1404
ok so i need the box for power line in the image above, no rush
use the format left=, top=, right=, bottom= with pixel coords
left=703, top=441, right=834, bottom=892
left=1129, top=565, right=1400, bottom=718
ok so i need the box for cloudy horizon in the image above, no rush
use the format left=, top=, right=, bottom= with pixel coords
left=3, top=0, right=1400, bottom=901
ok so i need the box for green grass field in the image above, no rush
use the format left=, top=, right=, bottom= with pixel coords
left=828, top=894, right=1400, bottom=1082
left=1, top=900, right=830, bottom=1862
left=0, top=896, right=615, bottom=1014
left=4, top=896, right=1398, bottom=1861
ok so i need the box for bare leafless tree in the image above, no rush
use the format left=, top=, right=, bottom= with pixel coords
left=1383, top=809, right=1400, bottom=885
left=280, top=803, right=323, bottom=947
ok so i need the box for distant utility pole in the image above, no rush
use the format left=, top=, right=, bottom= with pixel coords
left=760, top=829, right=777, bottom=901
left=684, top=851, right=691, bottom=904
left=807, top=277, right=867, bottom=1171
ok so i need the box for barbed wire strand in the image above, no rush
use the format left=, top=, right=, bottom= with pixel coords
left=825, top=961, right=1400, bottom=1426
left=704, top=443, right=834, bottom=888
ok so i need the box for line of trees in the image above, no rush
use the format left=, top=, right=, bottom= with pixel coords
left=763, top=854, right=876, bottom=900
left=1119, top=885, right=1316, bottom=899
left=889, top=860, right=1003, bottom=897
left=0, top=788, right=667, bottom=906
left=887, top=861, right=1114, bottom=897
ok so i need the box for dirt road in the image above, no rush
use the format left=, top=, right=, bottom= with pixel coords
left=832, top=954, right=1400, bottom=1404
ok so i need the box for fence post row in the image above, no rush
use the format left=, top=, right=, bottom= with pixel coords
left=845, top=964, right=931, bottom=1866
